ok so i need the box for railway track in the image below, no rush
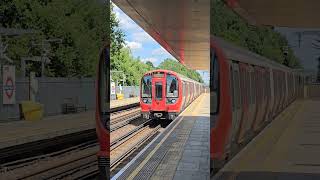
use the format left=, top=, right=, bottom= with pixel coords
left=110, top=125, right=160, bottom=171
left=110, top=107, right=141, bottom=131
left=0, top=104, right=166, bottom=179
left=0, top=142, right=99, bottom=179
left=0, top=129, right=97, bottom=167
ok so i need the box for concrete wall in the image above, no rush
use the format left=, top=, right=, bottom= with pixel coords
left=0, top=77, right=95, bottom=122
left=0, top=78, right=140, bottom=122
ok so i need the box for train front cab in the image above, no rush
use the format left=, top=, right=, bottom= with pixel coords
left=210, top=38, right=232, bottom=172
left=140, top=71, right=182, bottom=121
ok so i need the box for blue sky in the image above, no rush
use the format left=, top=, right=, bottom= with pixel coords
left=113, top=4, right=174, bottom=67
left=113, top=3, right=210, bottom=85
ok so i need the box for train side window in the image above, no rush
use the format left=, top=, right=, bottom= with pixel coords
left=210, top=51, right=219, bottom=114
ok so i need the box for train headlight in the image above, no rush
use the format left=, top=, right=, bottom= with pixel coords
left=143, top=99, right=148, bottom=103
left=171, top=99, right=176, bottom=103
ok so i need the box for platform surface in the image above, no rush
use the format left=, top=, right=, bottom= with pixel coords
left=214, top=99, right=320, bottom=180
left=113, top=93, right=210, bottom=180
left=0, top=97, right=139, bottom=149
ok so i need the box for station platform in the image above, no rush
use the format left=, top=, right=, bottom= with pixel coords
left=214, top=99, right=320, bottom=180
left=113, top=93, right=210, bottom=180
left=0, top=97, right=140, bottom=149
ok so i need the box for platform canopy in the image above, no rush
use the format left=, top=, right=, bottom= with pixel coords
left=112, top=0, right=210, bottom=70
left=225, top=0, right=320, bottom=28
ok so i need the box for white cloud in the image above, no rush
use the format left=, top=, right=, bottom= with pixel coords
left=125, top=41, right=142, bottom=50
left=132, top=31, right=154, bottom=43
left=151, top=47, right=168, bottom=56
left=113, top=4, right=138, bottom=31
left=141, top=57, right=158, bottom=63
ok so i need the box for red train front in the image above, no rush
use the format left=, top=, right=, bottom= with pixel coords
left=140, top=69, right=203, bottom=121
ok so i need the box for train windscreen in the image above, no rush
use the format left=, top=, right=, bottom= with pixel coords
left=141, top=75, right=152, bottom=97
left=166, top=74, right=178, bottom=97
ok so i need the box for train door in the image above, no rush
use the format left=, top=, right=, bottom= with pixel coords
left=284, top=72, right=289, bottom=107
left=229, top=62, right=242, bottom=152
left=264, top=68, right=271, bottom=122
left=269, top=69, right=275, bottom=119
left=226, top=62, right=237, bottom=153
left=237, top=63, right=249, bottom=144
left=152, top=74, right=166, bottom=111
left=225, top=64, right=234, bottom=153
left=252, top=67, right=262, bottom=132
left=279, top=71, right=284, bottom=111
left=244, top=66, right=256, bottom=137
left=186, top=82, right=190, bottom=105
left=260, top=69, right=268, bottom=125
left=273, top=70, right=279, bottom=115
left=191, top=83, right=194, bottom=101
left=182, top=81, right=186, bottom=110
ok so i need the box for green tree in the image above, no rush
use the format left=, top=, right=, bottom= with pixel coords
left=145, top=61, right=154, bottom=68
left=111, top=47, right=153, bottom=86
left=1, top=0, right=107, bottom=77
left=110, top=3, right=125, bottom=59
left=211, top=0, right=301, bottom=68
left=158, top=59, right=204, bottom=83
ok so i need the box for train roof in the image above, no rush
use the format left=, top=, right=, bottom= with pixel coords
left=143, top=69, right=204, bottom=85
left=213, top=36, right=297, bottom=72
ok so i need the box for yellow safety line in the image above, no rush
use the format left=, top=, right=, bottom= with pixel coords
left=127, top=94, right=206, bottom=180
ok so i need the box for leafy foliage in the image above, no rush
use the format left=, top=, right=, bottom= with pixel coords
left=1, top=0, right=106, bottom=77
left=111, top=47, right=154, bottom=86
left=158, top=59, right=204, bottom=83
left=145, top=61, right=154, bottom=68
left=110, top=3, right=125, bottom=58
left=211, top=0, right=301, bottom=68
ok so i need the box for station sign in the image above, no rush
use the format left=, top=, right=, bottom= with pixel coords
left=3, top=65, right=16, bottom=104
left=111, top=82, right=116, bottom=95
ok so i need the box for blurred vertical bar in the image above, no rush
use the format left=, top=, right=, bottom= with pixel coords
left=96, top=0, right=110, bottom=179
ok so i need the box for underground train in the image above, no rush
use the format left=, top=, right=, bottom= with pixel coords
left=140, top=69, right=206, bottom=121
left=96, top=43, right=109, bottom=179
left=210, top=36, right=304, bottom=171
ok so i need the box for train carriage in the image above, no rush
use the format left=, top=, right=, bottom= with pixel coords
left=210, top=36, right=304, bottom=171
left=140, top=69, right=205, bottom=121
